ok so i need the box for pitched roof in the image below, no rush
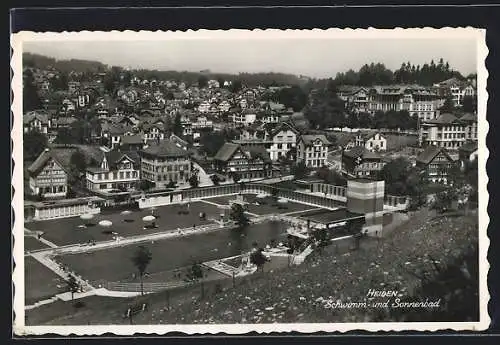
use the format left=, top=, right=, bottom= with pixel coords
left=300, top=134, right=331, bottom=146
left=416, top=146, right=452, bottom=165
left=244, top=147, right=272, bottom=163
left=121, top=134, right=144, bottom=145
left=426, top=113, right=460, bottom=125
left=458, top=141, right=478, bottom=153
left=459, top=113, right=477, bottom=122
left=271, top=121, right=299, bottom=137
left=23, top=112, right=50, bottom=125
left=214, top=142, right=240, bottom=161
left=334, top=132, right=356, bottom=147
left=55, top=117, right=77, bottom=126
left=343, top=146, right=381, bottom=160
left=27, top=147, right=78, bottom=175
left=357, top=130, right=384, bottom=140
left=140, top=139, right=189, bottom=158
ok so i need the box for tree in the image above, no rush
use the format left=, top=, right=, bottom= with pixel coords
left=315, top=167, right=347, bottom=186
left=23, top=130, right=48, bottom=162
left=51, top=72, right=69, bottom=91
left=199, top=131, right=226, bottom=157
left=217, top=77, right=225, bottom=88
left=230, top=203, right=249, bottom=228
left=231, top=172, right=241, bottom=184
left=173, top=113, right=183, bottom=137
left=303, top=87, right=346, bottom=129
left=139, top=179, right=155, bottom=191
left=462, top=95, right=477, bottom=113
left=185, top=262, right=205, bottom=298
left=229, top=79, right=243, bottom=93
left=166, top=180, right=177, bottom=189
left=23, top=70, right=43, bottom=112
left=132, top=245, right=153, bottom=296
left=440, top=97, right=456, bottom=113
left=276, top=85, right=308, bottom=111
left=189, top=174, right=199, bottom=188
left=197, top=75, right=208, bottom=88
left=379, top=157, right=413, bottom=196
left=431, top=189, right=457, bottom=213
left=210, top=174, right=220, bottom=186
left=290, top=161, right=308, bottom=179
left=66, top=274, right=80, bottom=301
left=68, top=151, right=87, bottom=184
left=250, top=248, right=268, bottom=272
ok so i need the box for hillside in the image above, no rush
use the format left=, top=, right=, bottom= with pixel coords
left=22, top=52, right=305, bottom=87
left=23, top=53, right=108, bottom=74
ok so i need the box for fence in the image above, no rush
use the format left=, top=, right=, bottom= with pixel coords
left=138, top=183, right=346, bottom=210
left=104, top=281, right=188, bottom=293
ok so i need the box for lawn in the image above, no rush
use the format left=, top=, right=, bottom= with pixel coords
left=24, top=236, right=50, bottom=252
left=56, top=220, right=290, bottom=284
left=25, top=202, right=221, bottom=246
left=25, top=256, right=66, bottom=306
left=204, top=194, right=320, bottom=216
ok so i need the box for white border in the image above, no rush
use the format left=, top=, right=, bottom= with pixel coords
left=11, top=28, right=490, bottom=335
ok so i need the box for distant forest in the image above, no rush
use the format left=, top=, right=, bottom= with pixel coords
left=334, top=59, right=474, bottom=87
left=22, top=53, right=306, bottom=87
left=23, top=52, right=475, bottom=89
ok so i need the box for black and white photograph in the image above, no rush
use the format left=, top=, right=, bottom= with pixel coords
left=11, top=28, right=489, bottom=335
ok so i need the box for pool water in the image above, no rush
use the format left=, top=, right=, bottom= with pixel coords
left=57, top=220, right=290, bottom=283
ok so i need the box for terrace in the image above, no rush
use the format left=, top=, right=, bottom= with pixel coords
left=26, top=201, right=222, bottom=246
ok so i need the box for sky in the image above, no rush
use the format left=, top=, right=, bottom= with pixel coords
left=24, top=37, right=478, bottom=78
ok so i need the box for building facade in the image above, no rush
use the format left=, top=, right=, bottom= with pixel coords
left=296, top=135, right=331, bottom=168
left=268, top=122, right=299, bottom=161
left=85, top=150, right=140, bottom=192
left=140, top=140, right=192, bottom=187
left=342, top=146, right=385, bottom=178
left=416, top=146, right=456, bottom=184
left=354, top=131, right=387, bottom=152
left=419, top=113, right=477, bottom=150
left=28, top=148, right=69, bottom=198
left=214, top=142, right=277, bottom=181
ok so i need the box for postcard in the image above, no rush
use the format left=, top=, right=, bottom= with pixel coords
left=11, top=28, right=489, bottom=335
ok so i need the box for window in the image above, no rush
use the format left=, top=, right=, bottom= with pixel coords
left=100, top=184, right=107, bottom=190
left=126, top=172, right=131, bottom=178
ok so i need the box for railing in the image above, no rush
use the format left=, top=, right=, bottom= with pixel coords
left=104, top=280, right=188, bottom=293
left=138, top=183, right=346, bottom=210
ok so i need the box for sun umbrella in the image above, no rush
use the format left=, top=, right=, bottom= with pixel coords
left=99, top=220, right=113, bottom=227
left=277, top=198, right=288, bottom=204
left=120, top=210, right=132, bottom=215
left=142, top=215, right=156, bottom=222
left=80, top=213, right=94, bottom=220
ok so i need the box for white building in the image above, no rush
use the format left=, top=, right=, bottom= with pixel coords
left=354, top=131, right=387, bottom=152
left=296, top=134, right=331, bottom=168
left=233, top=109, right=257, bottom=126
left=268, top=122, right=299, bottom=161
left=198, top=101, right=211, bottom=113
left=419, top=113, right=474, bottom=150
left=86, top=150, right=140, bottom=192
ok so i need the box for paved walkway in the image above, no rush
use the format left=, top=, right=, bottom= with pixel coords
left=192, top=161, right=214, bottom=187
left=282, top=207, right=323, bottom=216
